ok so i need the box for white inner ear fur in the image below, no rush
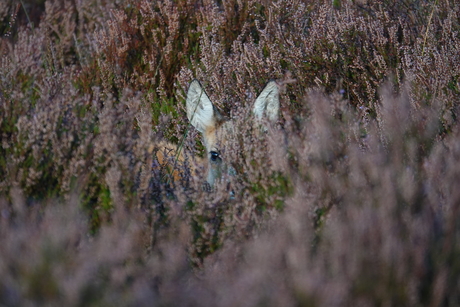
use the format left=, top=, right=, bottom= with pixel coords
left=186, top=80, right=215, bottom=133
left=252, top=80, right=280, bottom=122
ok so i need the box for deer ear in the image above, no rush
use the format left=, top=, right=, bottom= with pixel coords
left=253, top=81, right=280, bottom=122
left=186, top=80, right=216, bottom=133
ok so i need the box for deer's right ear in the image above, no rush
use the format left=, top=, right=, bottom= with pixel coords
left=186, top=80, right=216, bottom=133
left=252, top=80, right=280, bottom=123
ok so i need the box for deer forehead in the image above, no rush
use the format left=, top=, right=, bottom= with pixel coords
left=203, top=121, right=235, bottom=152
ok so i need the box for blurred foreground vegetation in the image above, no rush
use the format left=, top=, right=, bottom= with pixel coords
left=1, top=0, right=460, bottom=305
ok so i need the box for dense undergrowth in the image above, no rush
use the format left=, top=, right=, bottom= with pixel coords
left=1, top=0, right=460, bottom=305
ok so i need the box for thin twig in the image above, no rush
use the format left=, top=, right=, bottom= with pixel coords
left=166, top=81, right=206, bottom=184
left=421, top=0, right=438, bottom=57
left=19, top=0, right=34, bottom=34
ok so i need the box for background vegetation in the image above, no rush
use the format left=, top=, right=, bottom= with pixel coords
left=1, top=0, right=460, bottom=305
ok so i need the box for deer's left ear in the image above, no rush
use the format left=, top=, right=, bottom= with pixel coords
left=252, top=81, right=280, bottom=122
left=186, top=80, right=217, bottom=133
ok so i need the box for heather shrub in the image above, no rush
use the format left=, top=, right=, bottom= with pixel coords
left=1, top=0, right=460, bottom=305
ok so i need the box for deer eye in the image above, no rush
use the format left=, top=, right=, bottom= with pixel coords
left=210, top=151, right=220, bottom=162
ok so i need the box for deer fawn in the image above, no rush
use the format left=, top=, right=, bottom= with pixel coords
left=156, top=79, right=284, bottom=187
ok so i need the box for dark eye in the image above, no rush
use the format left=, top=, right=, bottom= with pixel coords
left=210, top=151, right=220, bottom=162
